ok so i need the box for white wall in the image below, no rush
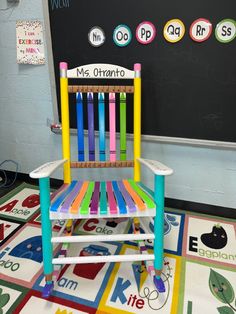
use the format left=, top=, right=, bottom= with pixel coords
left=0, top=0, right=235, bottom=209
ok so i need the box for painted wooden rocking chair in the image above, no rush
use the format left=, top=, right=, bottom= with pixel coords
left=30, top=62, right=173, bottom=297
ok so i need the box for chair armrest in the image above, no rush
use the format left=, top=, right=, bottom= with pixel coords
left=29, top=159, right=67, bottom=179
left=137, top=158, right=173, bottom=176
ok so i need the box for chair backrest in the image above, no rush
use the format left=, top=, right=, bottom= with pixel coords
left=59, top=63, right=141, bottom=184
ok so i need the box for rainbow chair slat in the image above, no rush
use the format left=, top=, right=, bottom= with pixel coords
left=30, top=62, right=173, bottom=297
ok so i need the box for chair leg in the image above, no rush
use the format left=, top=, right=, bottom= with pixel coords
left=153, top=175, right=165, bottom=293
left=39, top=178, right=54, bottom=298
left=66, top=219, right=73, bottom=234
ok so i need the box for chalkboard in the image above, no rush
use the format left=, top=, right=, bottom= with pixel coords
left=46, top=0, right=236, bottom=143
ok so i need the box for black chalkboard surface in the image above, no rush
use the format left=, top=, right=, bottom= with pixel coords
left=46, top=0, right=236, bottom=143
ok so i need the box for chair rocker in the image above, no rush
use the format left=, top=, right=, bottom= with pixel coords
left=30, top=62, right=173, bottom=298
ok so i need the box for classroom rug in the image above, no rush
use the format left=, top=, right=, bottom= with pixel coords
left=0, top=183, right=235, bottom=314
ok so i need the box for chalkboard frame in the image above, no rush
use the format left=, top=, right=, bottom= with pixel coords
left=42, top=1, right=236, bottom=149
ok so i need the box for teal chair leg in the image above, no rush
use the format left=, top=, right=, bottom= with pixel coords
left=39, top=177, right=54, bottom=297
left=153, top=175, right=165, bottom=292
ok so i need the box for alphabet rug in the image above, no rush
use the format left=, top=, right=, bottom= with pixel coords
left=0, top=183, right=235, bottom=314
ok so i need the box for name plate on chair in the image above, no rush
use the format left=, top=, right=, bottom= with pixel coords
left=67, top=64, right=135, bottom=79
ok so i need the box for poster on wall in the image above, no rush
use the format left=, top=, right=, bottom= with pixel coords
left=16, top=20, right=45, bottom=65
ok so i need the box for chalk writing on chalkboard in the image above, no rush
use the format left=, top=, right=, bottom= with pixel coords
left=50, top=0, right=70, bottom=11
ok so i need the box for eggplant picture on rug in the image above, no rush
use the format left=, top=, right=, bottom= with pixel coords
left=201, top=224, right=228, bottom=249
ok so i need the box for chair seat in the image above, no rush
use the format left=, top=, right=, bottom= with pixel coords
left=49, top=179, right=156, bottom=220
